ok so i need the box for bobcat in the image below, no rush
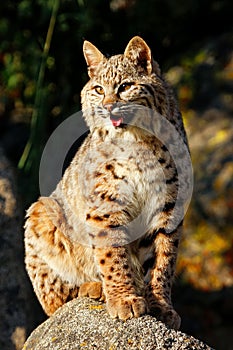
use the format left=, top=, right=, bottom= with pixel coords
left=24, top=36, right=191, bottom=330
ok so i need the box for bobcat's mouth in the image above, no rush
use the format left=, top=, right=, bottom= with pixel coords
left=110, top=115, right=123, bottom=127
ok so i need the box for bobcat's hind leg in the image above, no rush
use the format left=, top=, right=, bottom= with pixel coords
left=24, top=198, right=80, bottom=316
left=26, top=253, right=79, bottom=316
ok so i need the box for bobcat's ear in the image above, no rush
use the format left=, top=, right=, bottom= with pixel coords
left=124, top=36, right=160, bottom=75
left=83, top=40, right=105, bottom=78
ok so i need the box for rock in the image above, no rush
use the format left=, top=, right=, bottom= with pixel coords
left=0, top=147, right=45, bottom=350
left=23, top=298, right=214, bottom=350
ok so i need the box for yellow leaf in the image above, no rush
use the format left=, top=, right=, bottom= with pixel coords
left=88, top=304, right=103, bottom=310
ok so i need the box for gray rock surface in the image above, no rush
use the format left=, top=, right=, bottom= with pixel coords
left=23, top=297, right=214, bottom=350
left=0, top=147, right=44, bottom=350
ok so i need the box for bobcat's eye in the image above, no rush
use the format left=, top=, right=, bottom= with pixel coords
left=94, top=86, right=104, bottom=95
left=118, top=82, right=134, bottom=93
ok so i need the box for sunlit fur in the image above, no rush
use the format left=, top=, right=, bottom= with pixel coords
left=24, top=37, right=189, bottom=330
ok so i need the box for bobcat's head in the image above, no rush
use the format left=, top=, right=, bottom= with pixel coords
left=81, top=36, right=166, bottom=133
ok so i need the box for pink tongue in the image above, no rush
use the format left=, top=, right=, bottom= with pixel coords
left=111, top=117, right=123, bottom=127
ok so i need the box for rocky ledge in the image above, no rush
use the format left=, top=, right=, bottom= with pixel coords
left=23, top=297, right=214, bottom=350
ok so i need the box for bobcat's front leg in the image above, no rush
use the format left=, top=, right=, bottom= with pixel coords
left=146, top=226, right=182, bottom=330
left=94, top=246, right=147, bottom=321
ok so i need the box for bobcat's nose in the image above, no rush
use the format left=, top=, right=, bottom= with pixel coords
left=103, top=103, right=114, bottom=112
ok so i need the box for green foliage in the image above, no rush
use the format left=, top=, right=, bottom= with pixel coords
left=17, top=0, right=60, bottom=208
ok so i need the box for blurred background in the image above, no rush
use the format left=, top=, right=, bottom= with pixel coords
left=0, top=0, right=232, bottom=349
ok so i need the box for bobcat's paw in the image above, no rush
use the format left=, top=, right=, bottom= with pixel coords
left=160, top=308, right=181, bottom=330
left=78, top=282, right=105, bottom=301
left=106, top=295, right=147, bottom=321
left=150, top=305, right=181, bottom=330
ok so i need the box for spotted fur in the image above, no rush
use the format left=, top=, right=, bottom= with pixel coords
left=24, top=36, right=190, bottom=329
